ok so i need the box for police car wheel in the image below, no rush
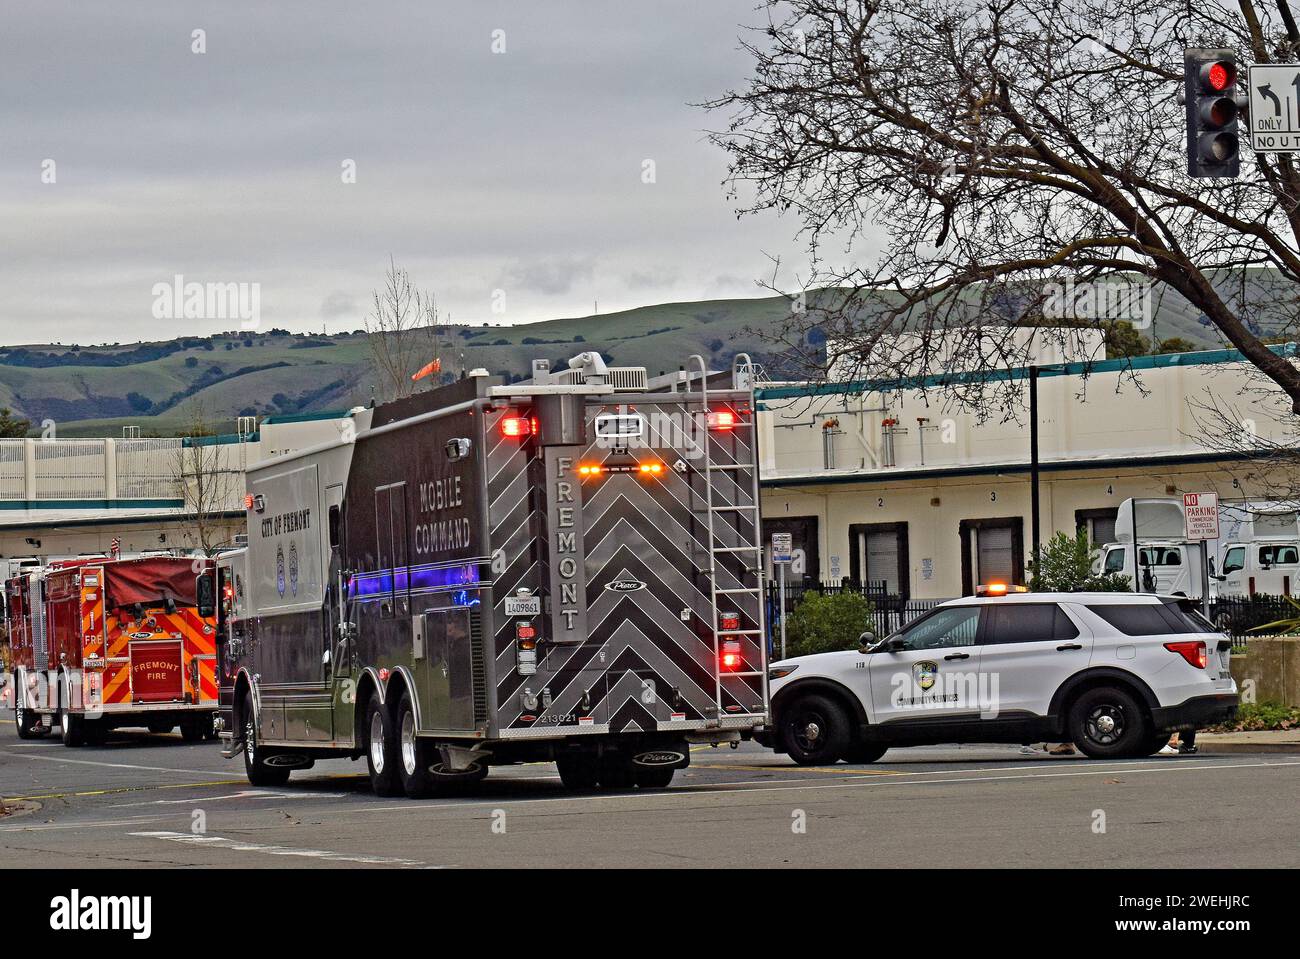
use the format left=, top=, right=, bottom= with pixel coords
left=1069, top=687, right=1150, bottom=759
left=364, top=690, right=402, bottom=797
left=242, top=690, right=290, bottom=787
left=781, top=694, right=850, bottom=766
left=843, top=742, right=888, bottom=764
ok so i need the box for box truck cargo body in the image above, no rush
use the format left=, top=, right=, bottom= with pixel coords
left=219, top=354, right=769, bottom=795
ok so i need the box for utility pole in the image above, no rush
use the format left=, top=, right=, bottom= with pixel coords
left=1029, top=365, right=1041, bottom=563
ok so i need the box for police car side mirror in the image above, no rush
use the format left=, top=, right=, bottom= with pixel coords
left=857, top=630, right=875, bottom=652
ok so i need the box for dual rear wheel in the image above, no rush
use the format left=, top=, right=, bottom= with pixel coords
left=365, top=689, right=487, bottom=799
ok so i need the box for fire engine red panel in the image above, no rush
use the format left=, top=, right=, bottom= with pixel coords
left=129, top=642, right=184, bottom=702
left=103, top=559, right=202, bottom=610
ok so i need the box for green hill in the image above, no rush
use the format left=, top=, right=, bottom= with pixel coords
left=0, top=280, right=1270, bottom=438
left=1, top=296, right=796, bottom=436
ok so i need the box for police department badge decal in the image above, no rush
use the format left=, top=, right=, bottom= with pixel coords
left=913, top=660, right=938, bottom=690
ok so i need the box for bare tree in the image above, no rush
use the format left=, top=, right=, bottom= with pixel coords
left=704, top=0, right=1300, bottom=421
left=173, top=403, right=241, bottom=556
left=365, top=257, right=449, bottom=403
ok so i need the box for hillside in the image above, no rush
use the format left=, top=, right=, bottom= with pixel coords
left=0, top=282, right=1268, bottom=438
left=1, top=295, right=796, bottom=437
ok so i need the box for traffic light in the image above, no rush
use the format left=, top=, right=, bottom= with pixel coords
left=1184, top=49, right=1240, bottom=178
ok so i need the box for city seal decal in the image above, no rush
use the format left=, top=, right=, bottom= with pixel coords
left=913, top=660, right=938, bottom=691
left=276, top=545, right=286, bottom=597
left=605, top=579, right=646, bottom=593
left=288, top=541, right=299, bottom=596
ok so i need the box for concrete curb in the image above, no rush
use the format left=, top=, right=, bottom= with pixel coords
left=1198, top=741, right=1300, bottom=754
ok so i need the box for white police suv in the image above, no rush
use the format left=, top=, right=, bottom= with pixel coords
left=760, top=592, right=1238, bottom=764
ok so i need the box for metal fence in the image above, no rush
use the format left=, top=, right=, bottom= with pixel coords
left=765, top=580, right=946, bottom=652
left=1207, top=595, right=1297, bottom=648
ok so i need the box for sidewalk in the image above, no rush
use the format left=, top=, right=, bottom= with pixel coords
left=1196, top=729, right=1300, bottom=754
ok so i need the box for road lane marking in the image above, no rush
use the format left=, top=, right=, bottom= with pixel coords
left=343, top=758, right=1300, bottom=815
left=129, top=830, right=439, bottom=866
left=694, top=763, right=908, bottom=776
left=0, top=750, right=231, bottom=777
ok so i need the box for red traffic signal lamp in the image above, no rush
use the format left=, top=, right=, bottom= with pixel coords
left=1184, top=49, right=1240, bottom=178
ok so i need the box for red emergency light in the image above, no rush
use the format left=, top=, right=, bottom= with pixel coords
left=720, top=639, right=743, bottom=672
left=500, top=414, right=534, bottom=439
left=707, top=410, right=737, bottom=430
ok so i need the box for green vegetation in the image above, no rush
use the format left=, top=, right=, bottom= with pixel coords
left=1207, top=701, right=1300, bottom=733
left=1028, top=528, right=1131, bottom=592
left=783, top=591, right=875, bottom=658
left=0, top=407, right=31, bottom=438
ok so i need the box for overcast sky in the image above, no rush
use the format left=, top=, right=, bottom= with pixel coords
left=0, top=0, right=825, bottom=346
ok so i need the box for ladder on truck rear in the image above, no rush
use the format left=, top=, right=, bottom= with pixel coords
left=688, top=353, right=769, bottom=720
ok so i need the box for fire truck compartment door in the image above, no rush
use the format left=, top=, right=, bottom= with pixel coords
left=130, top=640, right=184, bottom=702
left=418, top=607, right=476, bottom=732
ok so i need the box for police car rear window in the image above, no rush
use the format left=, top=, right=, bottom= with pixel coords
left=984, top=604, right=1079, bottom=644
left=1085, top=603, right=1203, bottom=636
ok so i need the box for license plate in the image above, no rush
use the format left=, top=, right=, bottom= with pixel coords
left=504, top=596, right=541, bottom=616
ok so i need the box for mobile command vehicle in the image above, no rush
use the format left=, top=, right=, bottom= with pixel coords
left=8, top=556, right=219, bottom=745
left=218, top=353, right=769, bottom=795
left=761, top=591, right=1237, bottom=764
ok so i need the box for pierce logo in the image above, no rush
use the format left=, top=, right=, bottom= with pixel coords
left=49, top=889, right=152, bottom=940
left=604, top=579, right=646, bottom=593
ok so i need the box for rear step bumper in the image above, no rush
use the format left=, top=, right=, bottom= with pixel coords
left=1151, top=693, right=1239, bottom=732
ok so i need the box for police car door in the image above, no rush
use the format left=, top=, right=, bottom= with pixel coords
left=868, top=605, right=985, bottom=725
left=976, top=602, right=1090, bottom=719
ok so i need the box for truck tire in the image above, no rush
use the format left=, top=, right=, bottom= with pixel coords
left=364, top=690, right=402, bottom=797
left=15, top=697, right=42, bottom=740
left=780, top=693, right=851, bottom=766
left=597, top=753, right=635, bottom=790
left=60, top=705, right=85, bottom=747
left=148, top=720, right=175, bottom=734
left=1068, top=686, right=1151, bottom=759
left=556, top=754, right=600, bottom=790
left=179, top=717, right=205, bottom=743
left=632, top=765, right=675, bottom=788
left=396, top=691, right=433, bottom=798
left=242, top=690, right=290, bottom=787
left=83, top=720, right=107, bottom=746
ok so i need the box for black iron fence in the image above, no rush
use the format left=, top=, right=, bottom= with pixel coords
left=1207, top=595, right=1298, bottom=647
left=765, top=583, right=1293, bottom=653
left=765, top=580, right=945, bottom=653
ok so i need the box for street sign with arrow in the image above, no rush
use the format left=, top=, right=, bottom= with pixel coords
left=1249, top=63, right=1300, bottom=152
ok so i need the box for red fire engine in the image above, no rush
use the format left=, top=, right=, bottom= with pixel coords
left=7, top=556, right=219, bottom=746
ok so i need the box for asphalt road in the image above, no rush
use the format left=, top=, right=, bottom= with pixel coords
left=2, top=710, right=1297, bottom=868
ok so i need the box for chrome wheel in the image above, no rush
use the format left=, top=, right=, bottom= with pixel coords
left=369, top=710, right=387, bottom=775
left=401, top=710, right=418, bottom=776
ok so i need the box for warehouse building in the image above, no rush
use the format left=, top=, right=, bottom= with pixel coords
left=756, top=340, right=1299, bottom=600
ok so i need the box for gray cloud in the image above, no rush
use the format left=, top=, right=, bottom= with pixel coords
left=0, top=0, right=820, bottom=345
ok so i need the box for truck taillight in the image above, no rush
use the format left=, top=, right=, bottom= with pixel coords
left=516, top=620, right=537, bottom=650
left=706, top=410, right=736, bottom=430
left=719, top=611, right=740, bottom=632
left=1164, top=640, right=1207, bottom=669
left=720, top=639, right=742, bottom=672
left=637, top=462, right=663, bottom=477
left=500, top=414, right=534, bottom=439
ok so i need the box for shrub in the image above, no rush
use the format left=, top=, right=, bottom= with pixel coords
left=783, top=591, right=874, bottom=658
left=1029, top=528, right=1132, bottom=592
